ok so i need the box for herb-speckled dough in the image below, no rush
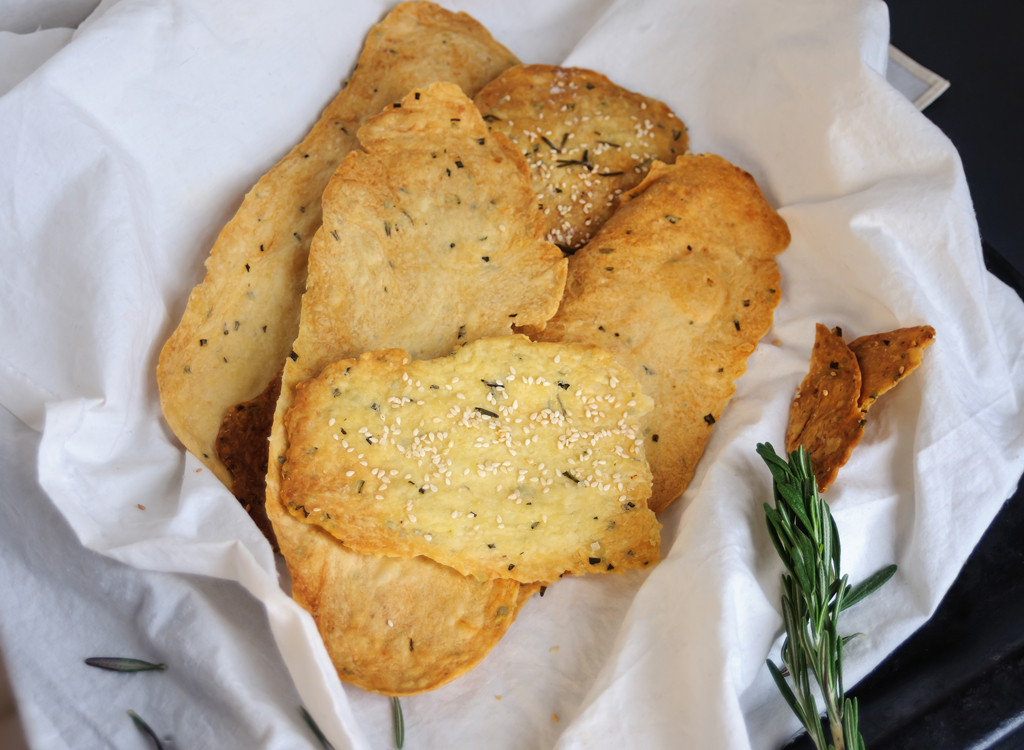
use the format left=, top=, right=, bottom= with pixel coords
left=158, top=1, right=520, bottom=488
left=265, top=82, right=567, bottom=694
left=850, top=326, right=935, bottom=410
left=289, top=529, right=523, bottom=697
left=786, top=324, right=864, bottom=493
left=532, top=154, right=790, bottom=514
left=474, top=65, right=688, bottom=250
left=786, top=324, right=935, bottom=492
left=282, top=337, right=660, bottom=583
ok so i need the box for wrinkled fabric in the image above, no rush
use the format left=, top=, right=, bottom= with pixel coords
left=1, top=1, right=1022, bottom=748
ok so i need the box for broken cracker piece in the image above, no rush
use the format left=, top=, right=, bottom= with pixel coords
left=158, top=1, right=519, bottom=487
left=850, top=325, right=936, bottom=409
left=281, top=337, right=659, bottom=583
left=532, top=154, right=790, bottom=514
left=787, top=323, right=936, bottom=492
left=785, top=324, right=864, bottom=492
left=475, top=65, right=688, bottom=251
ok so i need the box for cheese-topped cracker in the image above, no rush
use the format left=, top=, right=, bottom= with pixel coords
left=281, top=337, right=659, bottom=583
left=289, top=524, right=524, bottom=696
left=850, top=325, right=935, bottom=409
left=158, top=1, right=519, bottom=487
left=786, top=324, right=864, bottom=492
left=474, top=65, right=688, bottom=250
left=533, top=154, right=790, bottom=514
left=266, top=82, right=567, bottom=694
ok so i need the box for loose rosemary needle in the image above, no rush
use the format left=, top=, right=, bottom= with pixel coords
left=757, top=443, right=896, bottom=750
left=392, top=697, right=405, bottom=749
left=300, top=706, right=335, bottom=750
left=127, top=710, right=163, bottom=750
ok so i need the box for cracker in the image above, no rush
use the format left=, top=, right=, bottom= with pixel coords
left=289, top=523, right=524, bottom=696
left=849, top=326, right=935, bottom=409
left=281, top=337, right=659, bottom=583
left=266, top=82, right=567, bottom=693
left=158, top=1, right=519, bottom=487
left=785, top=324, right=936, bottom=491
left=785, top=325, right=864, bottom=492
left=532, top=154, right=790, bottom=514
left=215, top=363, right=284, bottom=550
left=474, top=65, right=688, bottom=250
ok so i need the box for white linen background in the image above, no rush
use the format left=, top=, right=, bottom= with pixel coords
left=1, top=0, right=1022, bottom=748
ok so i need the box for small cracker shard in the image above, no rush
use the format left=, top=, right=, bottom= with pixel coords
left=281, top=337, right=660, bottom=583
left=532, top=154, right=790, bottom=514
left=215, top=365, right=283, bottom=551
left=785, top=325, right=864, bottom=492
left=786, top=324, right=935, bottom=492
left=850, top=326, right=935, bottom=409
left=157, top=1, right=519, bottom=488
left=475, top=65, right=688, bottom=251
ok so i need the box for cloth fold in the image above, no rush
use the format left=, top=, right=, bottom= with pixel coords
left=1, top=1, right=1022, bottom=748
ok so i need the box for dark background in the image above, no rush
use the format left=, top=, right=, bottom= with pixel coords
left=786, top=3, right=1024, bottom=748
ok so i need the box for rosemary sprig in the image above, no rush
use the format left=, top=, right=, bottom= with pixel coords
left=757, top=443, right=896, bottom=750
left=392, top=697, right=405, bottom=749
left=85, top=657, right=167, bottom=672
left=300, top=706, right=335, bottom=750
left=127, top=710, right=163, bottom=749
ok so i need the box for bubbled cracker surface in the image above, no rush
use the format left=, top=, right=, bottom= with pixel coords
left=533, top=155, right=790, bottom=514
left=265, top=79, right=569, bottom=694
left=474, top=65, right=688, bottom=250
left=158, top=1, right=519, bottom=487
left=282, top=337, right=659, bottom=583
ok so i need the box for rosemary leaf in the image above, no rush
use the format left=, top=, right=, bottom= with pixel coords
left=127, top=710, right=163, bottom=750
left=85, top=657, right=167, bottom=673
left=392, top=697, right=405, bottom=749
left=300, top=706, right=335, bottom=750
left=841, top=564, right=897, bottom=611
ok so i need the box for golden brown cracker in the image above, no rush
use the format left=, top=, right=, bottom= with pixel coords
left=292, top=82, right=566, bottom=369
left=266, top=83, right=567, bottom=694
left=281, top=338, right=659, bottom=583
left=289, top=523, right=523, bottom=696
left=850, top=325, right=936, bottom=409
left=533, top=154, right=790, bottom=514
left=785, top=324, right=864, bottom=492
left=158, top=1, right=519, bottom=487
left=215, top=364, right=284, bottom=550
left=474, top=65, right=688, bottom=250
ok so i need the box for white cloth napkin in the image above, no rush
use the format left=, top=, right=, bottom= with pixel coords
left=1, top=1, right=1022, bottom=748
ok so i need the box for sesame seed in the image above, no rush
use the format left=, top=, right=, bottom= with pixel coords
left=387, top=620, right=394, bottom=627
left=328, top=418, right=336, bottom=426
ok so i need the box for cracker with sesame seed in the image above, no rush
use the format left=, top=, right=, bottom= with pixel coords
left=785, top=324, right=864, bottom=492
left=265, top=82, right=568, bottom=694
left=850, top=325, right=935, bottom=409
left=786, top=324, right=935, bottom=492
left=158, top=1, right=520, bottom=491
left=532, top=154, right=790, bottom=514
left=280, top=336, right=660, bottom=583
left=474, top=65, right=688, bottom=251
